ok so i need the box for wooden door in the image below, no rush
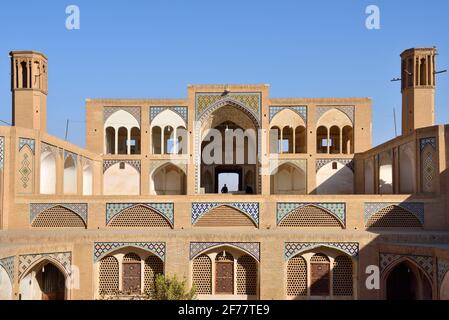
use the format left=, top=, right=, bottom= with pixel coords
left=123, top=263, right=141, bottom=293
left=311, top=262, right=330, bottom=296
left=215, top=262, right=233, bottom=294
left=41, top=264, right=65, bottom=300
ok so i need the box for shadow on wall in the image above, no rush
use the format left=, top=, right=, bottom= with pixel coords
left=314, top=162, right=354, bottom=195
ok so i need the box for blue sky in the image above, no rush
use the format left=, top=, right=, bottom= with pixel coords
left=0, top=0, right=448, bottom=147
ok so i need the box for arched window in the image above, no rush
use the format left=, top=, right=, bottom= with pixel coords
left=151, top=164, right=186, bottom=195
left=316, top=126, right=328, bottom=154
left=105, top=127, right=115, bottom=154
left=342, top=126, right=353, bottom=154
left=164, top=126, right=174, bottom=154
left=310, top=253, right=330, bottom=296
left=282, top=126, right=293, bottom=153
left=329, top=126, right=340, bottom=154
left=130, top=127, right=141, bottom=154
left=151, top=126, right=162, bottom=154
left=379, top=150, right=393, bottom=194
left=40, top=151, right=56, bottom=194
left=269, top=126, right=281, bottom=154
left=82, top=164, right=93, bottom=196
left=295, top=126, right=306, bottom=154
left=117, top=127, right=127, bottom=155
left=21, top=61, right=28, bottom=88
left=63, top=155, right=77, bottom=194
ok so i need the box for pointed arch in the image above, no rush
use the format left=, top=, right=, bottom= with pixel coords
left=278, top=204, right=344, bottom=228
left=150, top=162, right=186, bottom=195
left=63, top=155, right=77, bottom=194
left=270, top=162, right=306, bottom=195
left=31, top=205, right=86, bottom=228
left=103, top=162, right=140, bottom=195
left=194, top=205, right=257, bottom=227
left=366, top=205, right=422, bottom=228
left=199, top=98, right=260, bottom=128
left=40, top=151, right=56, bottom=194
left=107, top=204, right=172, bottom=228
left=191, top=243, right=259, bottom=262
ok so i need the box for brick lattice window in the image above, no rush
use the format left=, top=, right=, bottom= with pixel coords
left=366, top=205, right=422, bottom=228
left=332, top=255, right=353, bottom=296
left=99, top=256, right=119, bottom=295
left=286, top=256, right=307, bottom=296
left=192, top=254, right=212, bottom=294
left=279, top=205, right=342, bottom=227
left=108, top=205, right=171, bottom=228
left=195, top=206, right=256, bottom=227
left=123, top=252, right=141, bottom=263
left=236, top=255, right=257, bottom=295
left=31, top=205, right=85, bottom=228
left=144, top=255, right=164, bottom=296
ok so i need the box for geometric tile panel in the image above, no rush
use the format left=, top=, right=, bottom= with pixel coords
left=150, top=106, right=188, bottom=123
left=0, top=256, right=15, bottom=282
left=269, top=106, right=307, bottom=122
left=103, top=159, right=141, bottom=173
left=106, top=203, right=174, bottom=225
left=284, top=242, right=359, bottom=260
left=192, top=203, right=259, bottom=225
left=104, top=106, right=141, bottom=125
left=19, top=138, right=35, bottom=154
left=30, top=203, right=88, bottom=224
left=316, top=158, right=354, bottom=172
left=190, top=242, right=260, bottom=262
left=364, top=202, right=424, bottom=224
left=277, top=202, right=346, bottom=225
left=41, top=142, right=58, bottom=155
left=18, top=252, right=72, bottom=278
left=316, top=106, right=354, bottom=124
left=195, top=92, right=261, bottom=124
left=379, top=253, right=433, bottom=281
left=93, top=242, right=166, bottom=262
left=438, top=258, right=449, bottom=286
left=420, top=137, right=436, bottom=151
left=0, top=136, right=4, bottom=169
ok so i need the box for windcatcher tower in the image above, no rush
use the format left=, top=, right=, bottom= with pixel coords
left=401, top=47, right=436, bottom=135
left=10, top=51, right=48, bottom=131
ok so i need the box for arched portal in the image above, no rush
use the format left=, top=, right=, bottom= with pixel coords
left=200, top=105, right=258, bottom=194
left=385, top=260, right=432, bottom=300
left=150, top=163, right=186, bottom=195
left=19, top=261, right=67, bottom=300
left=270, top=163, right=306, bottom=195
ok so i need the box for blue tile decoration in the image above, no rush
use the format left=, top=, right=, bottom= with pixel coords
left=106, top=203, right=174, bottom=225
left=277, top=202, right=346, bottom=226
left=438, top=258, right=449, bottom=286
left=420, top=137, right=436, bottom=151
left=269, top=105, right=307, bottom=122
left=19, top=137, right=35, bottom=154
left=191, top=202, right=259, bottom=225
left=150, top=106, right=188, bottom=123
left=316, top=159, right=354, bottom=172
left=103, top=159, right=141, bottom=173
left=104, top=106, right=141, bottom=125
left=284, top=242, right=359, bottom=260
left=94, top=242, right=166, bottom=262
left=190, top=242, right=260, bottom=261
left=380, top=253, right=433, bottom=280
left=195, top=92, right=261, bottom=126
left=364, top=202, right=424, bottom=224
left=316, top=105, right=354, bottom=124
left=0, top=136, right=4, bottom=169
left=19, top=252, right=72, bottom=278
left=30, top=203, right=88, bottom=224
left=0, top=256, right=15, bottom=283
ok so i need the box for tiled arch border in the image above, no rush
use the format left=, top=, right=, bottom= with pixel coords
left=103, top=106, right=141, bottom=126
left=150, top=106, right=188, bottom=123
left=379, top=253, right=433, bottom=282
left=30, top=203, right=88, bottom=225
left=277, top=202, right=346, bottom=227
left=269, top=105, right=307, bottom=122
left=0, top=256, right=15, bottom=283
left=316, top=105, right=354, bottom=125
left=284, top=242, right=359, bottom=260
left=190, top=242, right=260, bottom=262
left=18, top=252, right=72, bottom=279
left=364, top=202, right=424, bottom=225
left=103, top=159, right=141, bottom=173
left=105, top=203, right=174, bottom=226
left=93, top=242, right=166, bottom=262
left=191, top=202, right=259, bottom=226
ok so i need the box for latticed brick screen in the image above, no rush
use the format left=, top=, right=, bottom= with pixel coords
left=144, top=255, right=164, bottom=296
left=123, top=252, right=140, bottom=262
left=279, top=206, right=342, bottom=227
left=286, top=256, right=307, bottom=296
left=366, top=205, right=421, bottom=228
left=108, top=205, right=171, bottom=228
left=99, top=256, right=119, bottom=295
left=31, top=205, right=85, bottom=228
left=332, top=255, right=353, bottom=296
left=192, top=255, right=212, bottom=294
left=195, top=206, right=256, bottom=227
left=236, top=255, right=257, bottom=295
